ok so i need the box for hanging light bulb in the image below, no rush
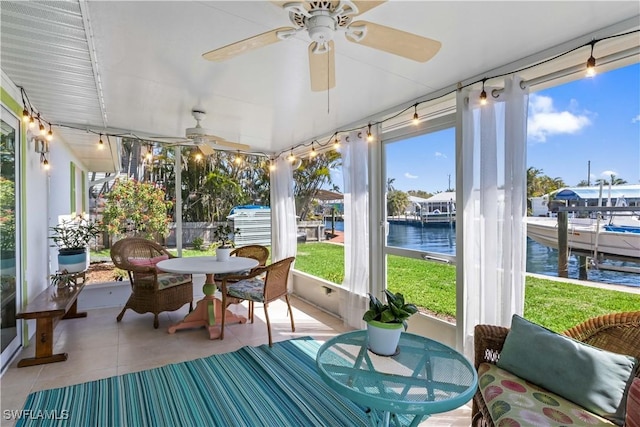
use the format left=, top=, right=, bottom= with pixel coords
left=22, top=108, right=30, bottom=123
left=367, top=124, right=374, bottom=142
left=42, top=155, right=50, bottom=170
left=333, top=135, right=340, bottom=149
left=586, top=41, right=597, bottom=77
left=145, top=145, right=153, bottom=160
left=98, top=134, right=104, bottom=150
left=38, top=121, right=46, bottom=136
left=412, top=105, right=419, bottom=125
left=269, top=159, right=276, bottom=171
left=287, top=150, right=295, bottom=163
left=234, top=150, right=242, bottom=165
left=309, top=143, right=317, bottom=158
left=28, top=115, right=35, bottom=129
left=46, top=125, right=53, bottom=141
left=479, top=79, right=488, bottom=106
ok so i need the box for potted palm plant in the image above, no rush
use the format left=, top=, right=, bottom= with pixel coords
left=363, top=290, right=418, bottom=356
left=50, top=216, right=101, bottom=273
left=212, top=223, right=240, bottom=262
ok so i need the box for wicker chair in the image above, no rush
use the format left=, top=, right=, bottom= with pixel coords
left=471, top=311, right=640, bottom=427
left=110, top=238, right=193, bottom=329
left=219, top=257, right=295, bottom=346
left=214, top=245, right=269, bottom=283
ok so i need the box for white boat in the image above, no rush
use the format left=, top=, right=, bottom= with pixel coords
left=526, top=216, right=640, bottom=259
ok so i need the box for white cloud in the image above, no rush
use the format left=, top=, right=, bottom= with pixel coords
left=527, top=94, right=591, bottom=142
left=404, top=172, right=418, bottom=179
left=601, top=170, right=618, bottom=178
left=434, top=151, right=447, bottom=159
left=632, top=115, right=640, bottom=123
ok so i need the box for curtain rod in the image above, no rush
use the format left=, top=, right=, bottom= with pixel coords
left=490, top=46, right=639, bottom=97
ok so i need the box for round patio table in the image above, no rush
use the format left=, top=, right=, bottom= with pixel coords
left=157, top=256, right=258, bottom=339
left=316, top=330, right=477, bottom=427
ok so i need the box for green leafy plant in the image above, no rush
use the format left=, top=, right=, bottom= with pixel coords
left=212, top=223, right=240, bottom=249
left=192, top=236, right=204, bottom=251
left=114, top=268, right=128, bottom=281
left=50, top=216, right=101, bottom=250
left=101, top=179, right=173, bottom=238
left=50, top=270, right=76, bottom=288
left=363, top=290, right=418, bottom=330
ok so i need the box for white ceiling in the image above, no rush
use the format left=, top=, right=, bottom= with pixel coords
left=2, top=1, right=639, bottom=173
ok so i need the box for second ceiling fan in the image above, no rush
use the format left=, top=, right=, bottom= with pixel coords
left=202, top=1, right=441, bottom=91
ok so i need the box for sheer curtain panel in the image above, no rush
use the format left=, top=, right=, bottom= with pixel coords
left=270, top=156, right=297, bottom=290
left=341, top=129, right=370, bottom=329
left=459, top=76, right=528, bottom=359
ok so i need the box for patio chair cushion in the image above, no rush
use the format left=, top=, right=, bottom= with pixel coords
left=156, top=273, right=192, bottom=290
left=128, top=255, right=169, bottom=272
left=497, top=314, right=638, bottom=425
left=478, top=363, right=615, bottom=426
left=226, top=277, right=265, bottom=302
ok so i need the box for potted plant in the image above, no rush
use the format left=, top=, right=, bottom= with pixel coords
left=212, top=223, right=240, bottom=261
left=363, top=290, right=418, bottom=356
left=50, top=216, right=101, bottom=273
left=50, top=270, right=76, bottom=289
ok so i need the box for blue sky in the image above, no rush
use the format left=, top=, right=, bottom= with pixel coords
left=383, top=62, right=640, bottom=194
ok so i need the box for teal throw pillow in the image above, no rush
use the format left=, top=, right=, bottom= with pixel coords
left=496, top=314, right=638, bottom=426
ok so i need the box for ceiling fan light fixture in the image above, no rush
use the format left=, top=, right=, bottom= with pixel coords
left=412, top=105, right=419, bottom=125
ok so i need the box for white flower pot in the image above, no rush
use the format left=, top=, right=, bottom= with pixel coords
left=366, top=320, right=403, bottom=356
left=58, top=248, right=88, bottom=273
left=216, top=247, right=232, bottom=262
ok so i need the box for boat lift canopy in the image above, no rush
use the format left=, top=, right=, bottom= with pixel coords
left=553, top=184, right=640, bottom=201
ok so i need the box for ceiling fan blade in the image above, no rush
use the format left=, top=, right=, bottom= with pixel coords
left=346, top=21, right=441, bottom=62
left=308, top=41, right=336, bottom=92
left=202, top=28, right=291, bottom=62
left=352, top=1, right=386, bottom=15
left=204, top=138, right=252, bottom=152
left=198, top=142, right=216, bottom=156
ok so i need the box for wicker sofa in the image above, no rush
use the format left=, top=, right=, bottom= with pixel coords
left=472, top=311, right=640, bottom=427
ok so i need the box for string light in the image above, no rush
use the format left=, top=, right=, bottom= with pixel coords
left=412, top=105, right=419, bottom=125
left=269, top=159, right=276, bottom=171
left=586, top=41, right=597, bottom=77
left=22, top=108, right=30, bottom=123
left=38, top=117, right=46, bottom=136
left=98, top=134, right=104, bottom=150
left=41, top=153, right=49, bottom=170
left=333, top=134, right=340, bottom=149
left=367, top=124, right=373, bottom=142
left=46, top=124, right=53, bottom=141
left=287, top=150, right=295, bottom=162
left=309, top=142, right=317, bottom=158
left=234, top=150, right=243, bottom=165
left=28, top=115, right=35, bottom=129
left=145, top=144, right=153, bottom=160
left=479, top=78, right=488, bottom=106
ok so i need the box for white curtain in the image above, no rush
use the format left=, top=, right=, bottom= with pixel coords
left=459, top=76, right=528, bottom=360
left=270, top=156, right=297, bottom=290
left=341, top=129, right=370, bottom=329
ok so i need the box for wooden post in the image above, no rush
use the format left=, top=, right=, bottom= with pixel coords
left=557, top=212, right=569, bottom=278
left=578, top=256, right=588, bottom=280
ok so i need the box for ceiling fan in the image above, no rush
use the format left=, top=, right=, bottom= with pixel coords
left=151, top=108, right=250, bottom=155
left=202, top=1, right=441, bottom=91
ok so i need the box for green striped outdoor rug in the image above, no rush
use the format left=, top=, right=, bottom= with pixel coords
left=18, top=337, right=369, bottom=427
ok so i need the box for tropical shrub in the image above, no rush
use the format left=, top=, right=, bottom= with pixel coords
left=102, top=179, right=172, bottom=238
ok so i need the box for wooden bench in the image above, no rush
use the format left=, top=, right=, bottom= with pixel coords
left=16, top=277, right=87, bottom=368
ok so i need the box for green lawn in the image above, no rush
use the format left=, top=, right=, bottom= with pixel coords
left=94, top=242, right=640, bottom=332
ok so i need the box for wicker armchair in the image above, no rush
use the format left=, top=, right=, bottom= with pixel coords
left=471, top=311, right=640, bottom=427
left=219, top=257, right=295, bottom=346
left=111, top=238, right=193, bottom=329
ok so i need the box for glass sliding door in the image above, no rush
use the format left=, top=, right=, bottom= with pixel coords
left=0, top=105, right=21, bottom=370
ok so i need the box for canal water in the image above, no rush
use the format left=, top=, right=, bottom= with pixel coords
left=325, top=220, right=639, bottom=287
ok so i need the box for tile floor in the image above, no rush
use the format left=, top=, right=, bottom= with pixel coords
left=1, top=295, right=471, bottom=426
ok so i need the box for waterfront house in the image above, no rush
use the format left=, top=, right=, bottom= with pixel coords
left=1, top=2, right=639, bottom=421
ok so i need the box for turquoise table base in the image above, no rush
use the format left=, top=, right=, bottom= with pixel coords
left=316, top=330, right=478, bottom=427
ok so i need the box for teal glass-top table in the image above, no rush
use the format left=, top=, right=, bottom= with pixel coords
left=316, top=330, right=478, bottom=427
